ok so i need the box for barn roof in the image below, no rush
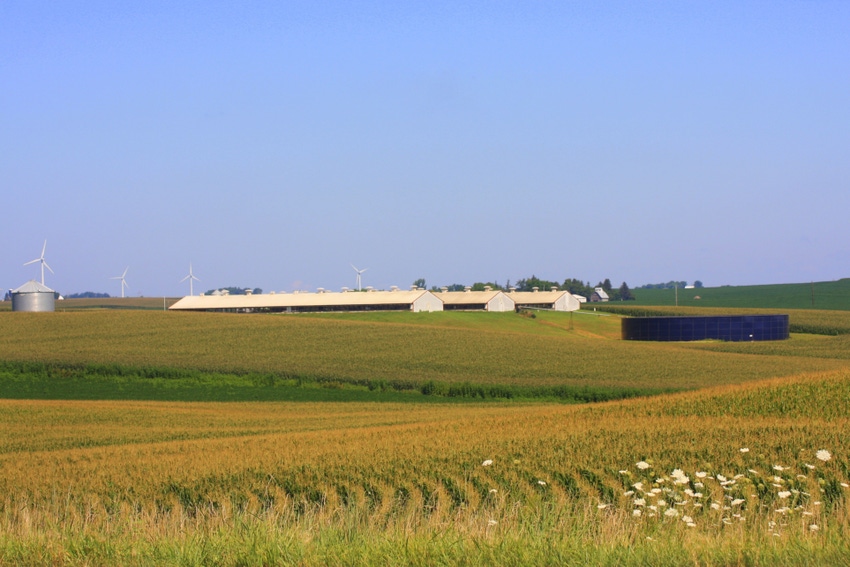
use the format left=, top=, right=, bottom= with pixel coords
left=433, top=290, right=510, bottom=305
left=508, top=290, right=572, bottom=304
left=169, top=289, right=436, bottom=311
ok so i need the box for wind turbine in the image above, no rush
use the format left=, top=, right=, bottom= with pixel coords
left=24, top=240, right=53, bottom=285
left=180, top=263, right=200, bottom=296
left=110, top=267, right=129, bottom=298
left=351, top=264, right=368, bottom=291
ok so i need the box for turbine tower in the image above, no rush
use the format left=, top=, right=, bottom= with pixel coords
left=180, top=263, right=200, bottom=296
left=23, top=240, right=53, bottom=285
left=110, top=267, right=129, bottom=298
left=351, top=264, right=368, bottom=291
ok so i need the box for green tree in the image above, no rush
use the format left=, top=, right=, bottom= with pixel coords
left=617, top=282, right=634, bottom=301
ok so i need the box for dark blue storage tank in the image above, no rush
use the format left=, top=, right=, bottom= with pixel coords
left=622, top=315, right=789, bottom=341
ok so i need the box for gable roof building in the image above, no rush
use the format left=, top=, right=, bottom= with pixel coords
left=433, top=290, right=515, bottom=312
left=508, top=289, right=581, bottom=312
left=591, top=287, right=609, bottom=302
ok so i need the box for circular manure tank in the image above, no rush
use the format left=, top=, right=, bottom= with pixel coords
left=622, top=314, right=789, bottom=342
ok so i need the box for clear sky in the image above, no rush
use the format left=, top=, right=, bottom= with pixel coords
left=3, top=1, right=848, bottom=297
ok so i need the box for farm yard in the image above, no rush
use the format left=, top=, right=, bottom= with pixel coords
left=1, top=306, right=850, bottom=565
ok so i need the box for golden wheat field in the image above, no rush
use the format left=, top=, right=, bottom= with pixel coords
left=1, top=308, right=849, bottom=565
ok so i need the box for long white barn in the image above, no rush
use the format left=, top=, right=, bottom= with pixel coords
left=433, top=290, right=515, bottom=312
left=169, top=290, right=444, bottom=313
left=508, top=290, right=581, bottom=312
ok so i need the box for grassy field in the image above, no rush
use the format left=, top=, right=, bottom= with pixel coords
left=1, top=310, right=848, bottom=402
left=1, top=307, right=850, bottom=564
left=628, top=278, right=850, bottom=310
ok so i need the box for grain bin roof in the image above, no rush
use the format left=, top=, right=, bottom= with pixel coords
left=12, top=280, right=55, bottom=294
left=169, top=289, right=436, bottom=311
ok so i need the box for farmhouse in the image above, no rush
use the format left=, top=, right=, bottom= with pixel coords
left=168, top=289, right=444, bottom=313
left=508, top=288, right=581, bottom=312
left=434, top=289, right=515, bottom=312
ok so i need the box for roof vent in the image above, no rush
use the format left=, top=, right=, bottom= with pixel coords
left=509, top=287, right=517, bottom=293
left=391, top=285, right=399, bottom=292
left=341, top=286, right=349, bottom=292
left=440, top=287, right=448, bottom=293
left=484, top=285, right=492, bottom=292
left=551, top=285, right=558, bottom=292
left=245, top=289, right=253, bottom=295
left=464, top=286, right=471, bottom=292
left=532, top=287, right=539, bottom=292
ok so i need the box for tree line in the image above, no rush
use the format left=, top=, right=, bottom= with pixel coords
left=425, top=276, right=636, bottom=301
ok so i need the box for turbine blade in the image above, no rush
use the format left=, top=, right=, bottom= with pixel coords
left=23, top=259, right=39, bottom=266
left=43, top=261, right=54, bottom=274
left=41, top=240, right=47, bottom=257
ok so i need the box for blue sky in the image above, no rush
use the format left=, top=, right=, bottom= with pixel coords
left=3, top=1, right=848, bottom=297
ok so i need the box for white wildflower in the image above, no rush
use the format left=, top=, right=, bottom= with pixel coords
left=773, top=465, right=784, bottom=472
left=636, top=461, right=651, bottom=470
left=778, top=491, right=792, bottom=499
left=682, top=515, right=694, bottom=523
left=482, top=459, right=493, bottom=467
left=664, top=508, right=679, bottom=517
left=740, top=447, right=750, bottom=453
left=597, top=503, right=608, bottom=509
left=809, top=524, right=819, bottom=531
left=488, top=519, right=498, bottom=526
left=731, top=498, right=745, bottom=506
left=489, top=489, right=498, bottom=494
left=816, top=450, right=832, bottom=462
left=634, top=498, right=646, bottom=506
left=624, top=490, right=634, bottom=496
left=805, top=464, right=816, bottom=470
left=695, top=471, right=707, bottom=479
left=633, top=508, right=642, bottom=517
left=537, top=480, right=546, bottom=486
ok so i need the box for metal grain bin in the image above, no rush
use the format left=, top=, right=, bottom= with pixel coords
left=11, top=280, right=56, bottom=312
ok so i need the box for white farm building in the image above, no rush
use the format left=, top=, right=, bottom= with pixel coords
left=434, top=290, right=515, bottom=312
left=169, top=289, right=444, bottom=313
left=508, top=289, right=581, bottom=312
